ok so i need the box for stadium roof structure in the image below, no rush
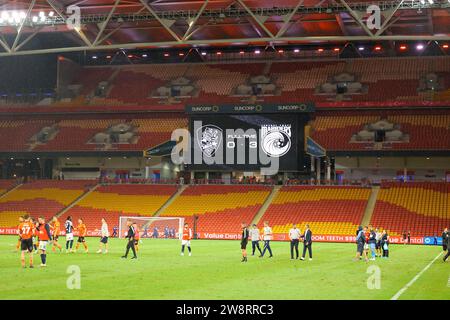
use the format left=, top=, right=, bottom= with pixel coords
left=0, top=0, right=448, bottom=57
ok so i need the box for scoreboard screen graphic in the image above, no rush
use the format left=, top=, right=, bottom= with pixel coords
left=188, top=114, right=306, bottom=171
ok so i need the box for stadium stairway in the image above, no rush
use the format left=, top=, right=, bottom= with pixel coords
left=55, top=183, right=100, bottom=219
left=360, top=186, right=380, bottom=227
left=152, top=184, right=188, bottom=217
left=251, top=185, right=280, bottom=226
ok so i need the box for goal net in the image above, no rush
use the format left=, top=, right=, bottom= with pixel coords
left=118, top=216, right=184, bottom=240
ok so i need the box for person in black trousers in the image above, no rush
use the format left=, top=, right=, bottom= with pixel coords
left=122, top=220, right=137, bottom=259
left=240, top=223, right=249, bottom=263
left=381, top=230, right=389, bottom=258
left=442, top=228, right=448, bottom=252
left=443, top=232, right=450, bottom=262
left=288, top=224, right=301, bottom=260
left=250, top=224, right=262, bottom=256
left=300, top=224, right=312, bottom=261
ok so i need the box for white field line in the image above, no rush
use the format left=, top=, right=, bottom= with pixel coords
left=391, top=251, right=444, bottom=300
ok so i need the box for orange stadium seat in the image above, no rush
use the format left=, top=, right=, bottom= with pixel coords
left=161, top=185, right=271, bottom=234
left=311, top=110, right=450, bottom=151
left=370, top=182, right=450, bottom=237
left=59, top=184, right=178, bottom=232
left=0, top=180, right=95, bottom=228
left=11, top=115, right=188, bottom=152
left=259, top=186, right=372, bottom=235
left=0, top=180, right=17, bottom=195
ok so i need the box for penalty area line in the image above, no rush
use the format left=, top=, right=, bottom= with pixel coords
left=390, top=251, right=443, bottom=300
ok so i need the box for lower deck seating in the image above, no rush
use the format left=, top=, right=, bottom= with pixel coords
left=0, top=180, right=95, bottom=228
left=370, top=182, right=450, bottom=237
left=161, top=185, right=271, bottom=234
left=259, top=186, right=372, bottom=235
left=0, top=180, right=16, bottom=195
left=59, top=184, right=178, bottom=232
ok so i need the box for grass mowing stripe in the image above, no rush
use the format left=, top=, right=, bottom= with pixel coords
left=390, top=251, right=443, bottom=300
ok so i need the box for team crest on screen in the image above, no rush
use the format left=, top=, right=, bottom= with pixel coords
left=196, top=125, right=223, bottom=157
left=260, top=124, right=292, bottom=157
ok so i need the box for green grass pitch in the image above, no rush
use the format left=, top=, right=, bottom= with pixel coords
left=0, top=235, right=448, bottom=300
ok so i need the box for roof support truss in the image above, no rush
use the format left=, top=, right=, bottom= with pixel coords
left=0, top=0, right=447, bottom=57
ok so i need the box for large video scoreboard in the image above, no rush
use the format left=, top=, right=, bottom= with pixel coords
left=186, top=103, right=313, bottom=172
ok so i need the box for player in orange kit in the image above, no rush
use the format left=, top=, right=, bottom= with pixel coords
left=75, top=218, right=88, bottom=253
left=133, top=222, right=140, bottom=252
left=180, top=222, right=192, bottom=256
left=18, top=214, right=35, bottom=268
left=50, top=216, right=62, bottom=253
left=15, top=216, right=24, bottom=252
left=36, top=216, right=52, bottom=267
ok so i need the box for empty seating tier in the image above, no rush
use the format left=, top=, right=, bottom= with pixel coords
left=161, top=185, right=271, bottom=234
left=370, top=182, right=450, bottom=237
left=259, top=186, right=372, bottom=235
left=0, top=115, right=187, bottom=152
left=0, top=180, right=95, bottom=228
left=60, top=184, right=178, bottom=232
left=311, top=110, right=450, bottom=151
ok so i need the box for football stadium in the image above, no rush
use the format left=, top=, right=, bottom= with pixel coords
left=0, top=0, right=449, bottom=304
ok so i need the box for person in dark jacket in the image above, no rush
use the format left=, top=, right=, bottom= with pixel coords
left=240, top=223, right=249, bottom=263
left=300, top=225, right=312, bottom=261
left=443, top=233, right=450, bottom=262
left=442, top=228, right=448, bottom=252
left=121, top=220, right=137, bottom=259
left=354, top=226, right=368, bottom=262
left=368, top=226, right=377, bottom=260
left=381, top=230, right=389, bottom=258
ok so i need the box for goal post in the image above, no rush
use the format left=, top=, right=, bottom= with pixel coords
left=118, top=216, right=184, bottom=240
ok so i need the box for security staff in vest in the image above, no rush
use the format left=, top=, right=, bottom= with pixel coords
left=442, top=228, right=448, bottom=252
left=289, top=224, right=301, bottom=260
left=121, top=220, right=137, bottom=259
left=300, top=224, right=312, bottom=261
